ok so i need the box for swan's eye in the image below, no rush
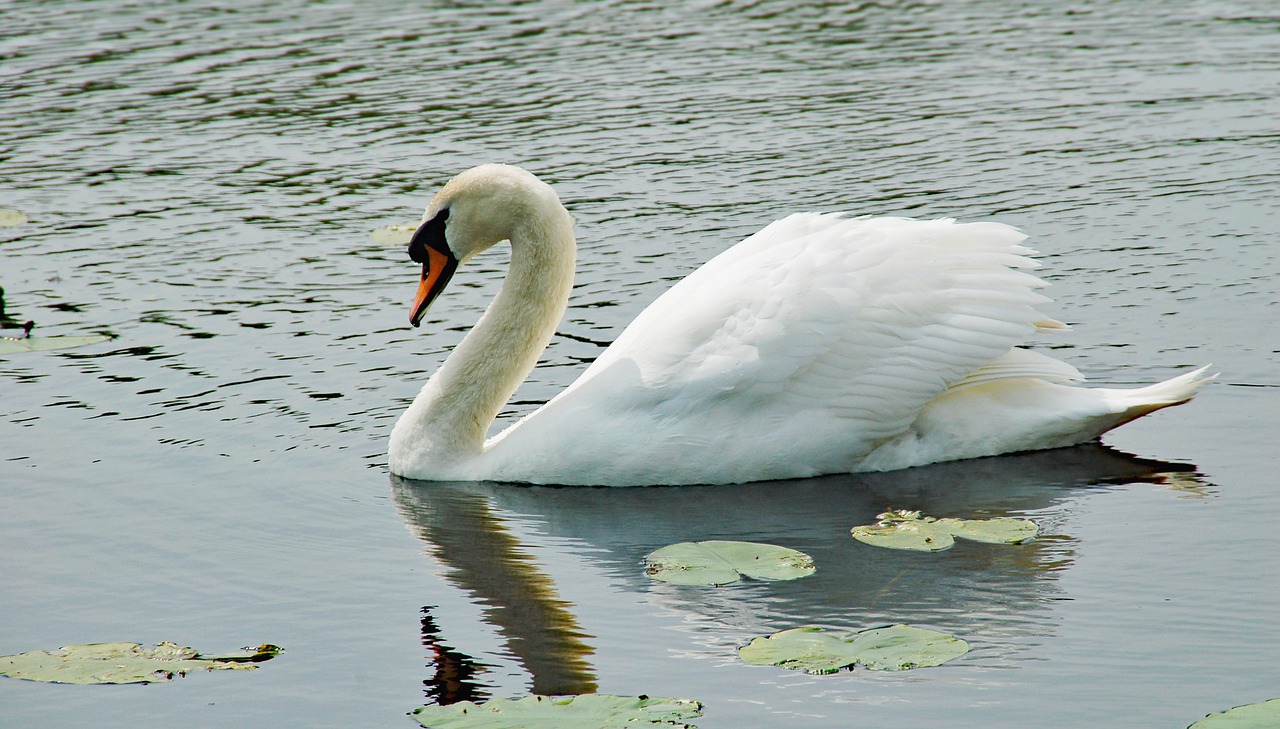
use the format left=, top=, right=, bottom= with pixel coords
left=408, top=208, right=450, bottom=263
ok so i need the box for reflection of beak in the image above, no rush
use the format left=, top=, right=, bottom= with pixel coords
left=407, top=216, right=457, bottom=328
left=392, top=478, right=599, bottom=696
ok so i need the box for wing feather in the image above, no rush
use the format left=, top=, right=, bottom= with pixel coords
left=494, top=213, right=1062, bottom=480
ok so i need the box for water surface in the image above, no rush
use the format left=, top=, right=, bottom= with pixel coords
left=2, top=1, right=1277, bottom=727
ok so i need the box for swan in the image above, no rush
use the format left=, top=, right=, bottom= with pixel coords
left=387, top=164, right=1213, bottom=486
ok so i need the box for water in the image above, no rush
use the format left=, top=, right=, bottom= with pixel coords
left=1, top=1, right=1277, bottom=726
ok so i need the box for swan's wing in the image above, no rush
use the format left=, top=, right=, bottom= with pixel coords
left=948, top=346, right=1082, bottom=392
left=495, top=214, right=1059, bottom=479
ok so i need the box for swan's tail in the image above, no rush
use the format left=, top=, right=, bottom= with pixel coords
left=1103, top=365, right=1217, bottom=426
left=860, top=365, right=1217, bottom=472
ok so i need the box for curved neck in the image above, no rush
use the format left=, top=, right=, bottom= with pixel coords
left=401, top=211, right=576, bottom=463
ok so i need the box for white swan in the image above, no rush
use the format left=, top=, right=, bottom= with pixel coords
left=388, top=164, right=1213, bottom=486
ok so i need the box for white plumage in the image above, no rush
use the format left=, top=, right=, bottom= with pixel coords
left=388, top=164, right=1213, bottom=486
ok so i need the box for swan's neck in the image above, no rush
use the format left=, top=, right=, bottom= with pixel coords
left=394, top=211, right=575, bottom=468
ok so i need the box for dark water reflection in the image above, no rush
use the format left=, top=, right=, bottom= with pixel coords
left=399, top=480, right=598, bottom=699
left=393, top=444, right=1200, bottom=699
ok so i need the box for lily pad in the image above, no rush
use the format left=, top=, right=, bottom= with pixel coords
left=371, top=221, right=419, bottom=245
left=644, top=540, right=815, bottom=586
left=850, top=509, right=1038, bottom=552
left=0, top=333, right=112, bottom=354
left=0, top=207, right=27, bottom=227
left=410, top=693, right=703, bottom=729
left=1191, top=698, right=1280, bottom=728
left=739, top=624, right=969, bottom=674
left=0, top=642, right=282, bottom=685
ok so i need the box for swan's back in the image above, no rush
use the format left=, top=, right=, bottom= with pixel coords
left=483, top=214, right=1118, bottom=485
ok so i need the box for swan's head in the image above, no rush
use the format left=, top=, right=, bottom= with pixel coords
left=404, top=164, right=564, bottom=327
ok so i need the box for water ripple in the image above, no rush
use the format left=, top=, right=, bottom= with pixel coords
left=2, top=0, right=1276, bottom=465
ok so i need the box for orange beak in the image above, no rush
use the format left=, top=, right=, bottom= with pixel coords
left=410, top=244, right=457, bottom=327
left=406, top=210, right=457, bottom=327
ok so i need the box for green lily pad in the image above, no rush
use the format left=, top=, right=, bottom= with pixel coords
left=371, top=221, right=419, bottom=245
left=0, top=207, right=27, bottom=227
left=410, top=693, right=703, bottom=729
left=739, top=624, right=969, bottom=674
left=850, top=509, right=1038, bottom=552
left=644, top=540, right=815, bottom=586
left=1191, top=698, right=1280, bottom=728
left=0, top=333, right=112, bottom=354
left=0, top=642, right=282, bottom=685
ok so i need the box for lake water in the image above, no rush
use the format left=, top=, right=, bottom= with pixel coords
left=2, top=1, right=1277, bottom=727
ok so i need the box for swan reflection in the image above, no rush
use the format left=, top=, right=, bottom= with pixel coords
left=392, top=444, right=1203, bottom=699
left=394, top=483, right=598, bottom=699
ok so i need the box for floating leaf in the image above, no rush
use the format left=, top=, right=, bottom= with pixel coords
left=0, top=642, right=282, bottom=685
left=644, top=540, right=815, bottom=586
left=410, top=693, right=703, bottom=729
left=0, top=333, right=111, bottom=354
left=371, top=221, right=419, bottom=245
left=739, top=624, right=968, bottom=674
left=850, top=509, right=1037, bottom=552
left=935, top=516, right=1039, bottom=544
left=0, top=207, right=27, bottom=227
left=1191, top=698, right=1280, bottom=728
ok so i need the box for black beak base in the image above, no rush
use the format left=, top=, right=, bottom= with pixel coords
left=408, top=208, right=450, bottom=264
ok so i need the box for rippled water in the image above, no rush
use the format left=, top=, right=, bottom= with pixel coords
left=2, top=1, right=1277, bottom=727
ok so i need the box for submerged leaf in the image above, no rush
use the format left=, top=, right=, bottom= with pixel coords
left=0, top=642, right=281, bottom=685
left=851, top=509, right=1038, bottom=552
left=410, top=693, right=703, bottom=729
left=371, top=221, right=419, bottom=245
left=1191, top=698, right=1280, bottom=728
left=0, top=207, right=27, bottom=227
left=0, top=333, right=112, bottom=354
left=739, top=624, right=968, bottom=674
left=645, top=540, right=815, bottom=585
